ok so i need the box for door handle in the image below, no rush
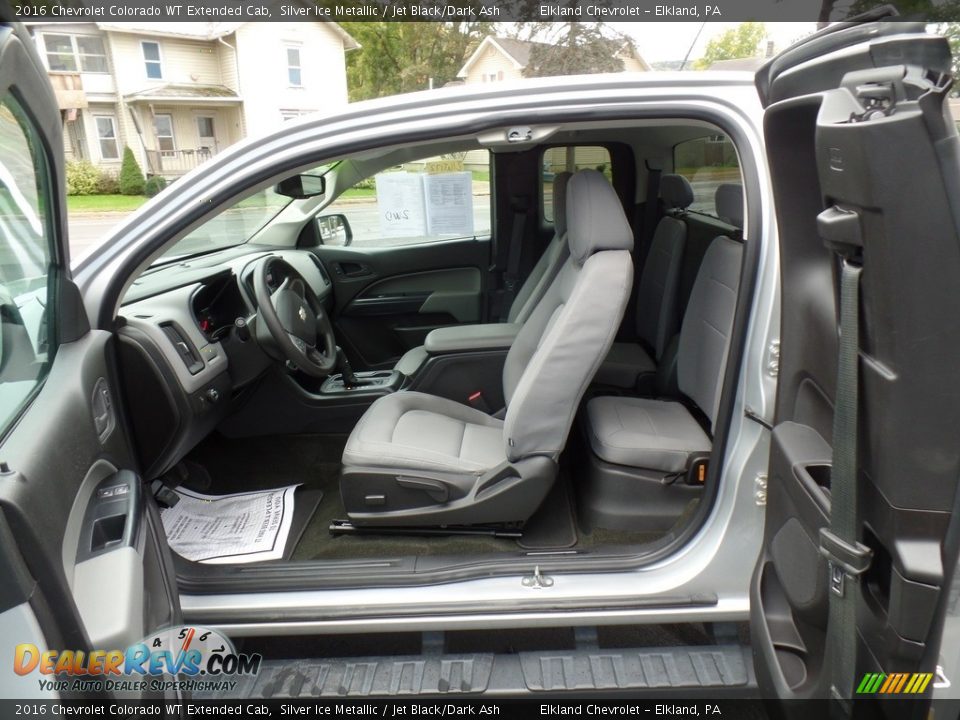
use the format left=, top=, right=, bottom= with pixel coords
left=333, top=261, right=373, bottom=278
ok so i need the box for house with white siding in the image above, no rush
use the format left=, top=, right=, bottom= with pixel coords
left=457, top=36, right=649, bottom=85
left=27, top=21, right=358, bottom=178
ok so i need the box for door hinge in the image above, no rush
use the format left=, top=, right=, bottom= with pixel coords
left=767, top=340, right=780, bottom=378
left=754, top=474, right=768, bottom=506
left=521, top=565, right=554, bottom=589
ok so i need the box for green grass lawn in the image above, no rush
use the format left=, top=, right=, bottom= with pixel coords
left=67, top=195, right=148, bottom=213
left=340, top=187, right=377, bottom=199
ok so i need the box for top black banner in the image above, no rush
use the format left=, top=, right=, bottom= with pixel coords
left=6, top=0, right=960, bottom=23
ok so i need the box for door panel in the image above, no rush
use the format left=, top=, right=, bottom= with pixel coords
left=313, top=239, right=490, bottom=369
left=0, top=24, right=180, bottom=698
left=752, top=21, right=960, bottom=707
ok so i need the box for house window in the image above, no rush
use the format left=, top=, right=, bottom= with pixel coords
left=76, top=36, right=108, bottom=73
left=43, top=34, right=107, bottom=73
left=142, top=41, right=163, bottom=80
left=153, top=114, right=176, bottom=156
left=196, top=116, right=215, bottom=139
left=286, top=46, right=302, bottom=87
left=95, top=116, right=119, bottom=160
left=43, top=34, right=77, bottom=71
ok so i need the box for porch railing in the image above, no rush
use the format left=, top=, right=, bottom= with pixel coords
left=145, top=147, right=216, bottom=176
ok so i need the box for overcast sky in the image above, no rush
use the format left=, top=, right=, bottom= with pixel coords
left=610, top=22, right=819, bottom=64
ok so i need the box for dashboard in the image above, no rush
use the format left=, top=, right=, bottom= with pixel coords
left=116, top=247, right=333, bottom=479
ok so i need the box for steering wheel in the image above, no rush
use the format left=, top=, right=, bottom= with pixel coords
left=253, top=256, right=337, bottom=378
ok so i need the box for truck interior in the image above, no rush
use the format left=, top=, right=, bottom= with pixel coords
left=112, top=118, right=753, bottom=589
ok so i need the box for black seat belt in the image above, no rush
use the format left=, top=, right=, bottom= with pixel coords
left=642, top=162, right=662, bottom=245
left=500, top=196, right=529, bottom=321
left=817, top=206, right=872, bottom=713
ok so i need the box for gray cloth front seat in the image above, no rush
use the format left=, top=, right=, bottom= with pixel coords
left=595, top=173, right=693, bottom=389
left=395, top=172, right=572, bottom=377
left=341, top=169, right=634, bottom=526
left=586, top=235, right=743, bottom=473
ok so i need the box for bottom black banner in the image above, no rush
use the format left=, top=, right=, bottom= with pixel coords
left=2, top=698, right=957, bottom=719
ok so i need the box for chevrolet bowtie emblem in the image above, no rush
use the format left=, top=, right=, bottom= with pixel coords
left=298, top=306, right=307, bottom=322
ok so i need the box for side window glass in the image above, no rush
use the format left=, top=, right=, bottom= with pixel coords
left=673, top=135, right=741, bottom=218
left=541, top=145, right=612, bottom=223
left=0, top=96, right=58, bottom=433
left=319, top=150, right=491, bottom=248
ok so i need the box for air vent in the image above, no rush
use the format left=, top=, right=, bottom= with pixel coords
left=309, top=254, right=331, bottom=286
left=160, top=322, right=203, bottom=375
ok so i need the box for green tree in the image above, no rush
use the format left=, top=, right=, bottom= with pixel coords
left=937, top=23, right=960, bottom=84
left=119, top=146, right=145, bottom=196
left=340, top=20, right=493, bottom=101
left=520, top=22, right=635, bottom=78
left=694, top=22, right=767, bottom=70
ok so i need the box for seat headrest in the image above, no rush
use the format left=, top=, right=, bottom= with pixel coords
left=552, top=171, right=572, bottom=239
left=715, top=183, right=744, bottom=228
left=660, top=174, right=694, bottom=210
left=566, top=169, right=634, bottom=265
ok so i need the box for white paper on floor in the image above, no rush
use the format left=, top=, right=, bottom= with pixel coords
left=160, top=484, right=300, bottom=564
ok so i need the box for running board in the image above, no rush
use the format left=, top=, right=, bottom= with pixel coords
left=329, top=519, right=523, bottom=539
left=196, top=644, right=755, bottom=698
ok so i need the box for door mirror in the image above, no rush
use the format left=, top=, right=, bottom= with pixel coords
left=275, top=173, right=326, bottom=199
left=317, top=214, right=353, bottom=246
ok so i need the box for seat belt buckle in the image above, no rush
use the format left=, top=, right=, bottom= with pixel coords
left=819, top=528, right=872, bottom=597
left=467, top=390, right=491, bottom=413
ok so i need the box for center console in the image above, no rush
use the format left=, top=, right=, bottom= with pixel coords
left=320, top=369, right=403, bottom=395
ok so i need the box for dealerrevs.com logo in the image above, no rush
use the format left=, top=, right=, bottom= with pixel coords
left=14, top=626, right=261, bottom=694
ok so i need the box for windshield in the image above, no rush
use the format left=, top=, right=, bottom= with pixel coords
left=155, top=184, right=292, bottom=263
left=154, top=163, right=337, bottom=264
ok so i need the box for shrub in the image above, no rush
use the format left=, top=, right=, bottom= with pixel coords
left=65, top=160, right=99, bottom=196
left=95, top=169, right=120, bottom=195
left=144, top=175, right=168, bottom=198
left=118, top=146, right=145, bottom=196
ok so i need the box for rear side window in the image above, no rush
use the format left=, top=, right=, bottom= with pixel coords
left=542, top=145, right=612, bottom=223
left=673, top=135, right=741, bottom=217
left=0, top=96, right=58, bottom=434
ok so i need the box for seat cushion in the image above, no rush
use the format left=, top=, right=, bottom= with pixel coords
left=343, top=391, right=505, bottom=475
left=585, top=396, right=712, bottom=473
left=594, top=342, right=656, bottom=389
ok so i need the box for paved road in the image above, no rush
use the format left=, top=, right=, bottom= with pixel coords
left=69, top=212, right=130, bottom=262
left=68, top=197, right=495, bottom=260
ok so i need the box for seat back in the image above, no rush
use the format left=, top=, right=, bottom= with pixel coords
left=502, top=169, right=634, bottom=462
left=677, top=235, right=744, bottom=430
left=508, top=172, right=572, bottom=324
left=634, top=173, right=692, bottom=360
left=714, top=183, right=744, bottom=229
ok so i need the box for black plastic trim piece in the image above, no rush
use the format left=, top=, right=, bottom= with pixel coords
left=344, top=292, right=431, bottom=317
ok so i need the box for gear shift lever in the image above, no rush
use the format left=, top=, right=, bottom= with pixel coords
left=336, top=346, right=362, bottom=389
